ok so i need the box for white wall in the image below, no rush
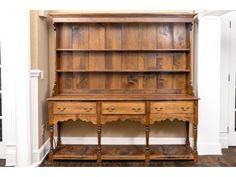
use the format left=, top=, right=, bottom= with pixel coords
left=197, top=16, right=222, bottom=154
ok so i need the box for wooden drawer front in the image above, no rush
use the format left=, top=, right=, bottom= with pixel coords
left=102, top=102, right=145, bottom=115
left=150, top=101, right=194, bottom=114
left=53, top=102, right=96, bottom=114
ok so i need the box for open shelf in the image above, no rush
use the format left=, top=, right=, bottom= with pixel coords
left=52, top=144, right=194, bottom=161
left=56, top=49, right=190, bottom=52
left=56, top=69, right=191, bottom=73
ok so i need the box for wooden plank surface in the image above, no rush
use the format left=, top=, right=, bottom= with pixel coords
left=52, top=144, right=194, bottom=161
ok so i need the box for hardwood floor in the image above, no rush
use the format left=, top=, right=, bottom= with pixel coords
left=39, top=147, right=236, bottom=167
left=0, top=147, right=235, bottom=167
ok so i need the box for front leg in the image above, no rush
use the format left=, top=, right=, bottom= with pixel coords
left=49, top=124, right=54, bottom=162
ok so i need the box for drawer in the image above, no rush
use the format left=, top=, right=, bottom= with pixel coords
left=102, top=102, right=145, bottom=115
left=53, top=102, right=96, bottom=114
left=150, top=101, right=194, bottom=114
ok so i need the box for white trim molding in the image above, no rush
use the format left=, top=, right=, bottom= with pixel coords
left=31, top=69, right=50, bottom=166
left=5, top=145, right=16, bottom=166
left=220, top=132, right=229, bottom=149
left=59, top=137, right=194, bottom=146
left=197, top=16, right=222, bottom=156
left=32, top=138, right=50, bottom=166
left=197, top=143, right=222, bottom=155
left=30, top=69, right=41, bottom=152
left=5, top=138, right=50, bottom=167
left=30, top=69, right=42, bottom=78
left=51, top=136, right=222, bottom=155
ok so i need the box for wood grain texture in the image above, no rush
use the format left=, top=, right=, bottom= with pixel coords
left=101, top=115, right=145, bottom=124
left=150, top=101, right=194, bottom=114
left=46, top=144, right=195, bottom=161
left=150, top=113, right=194, bottom=124
left=55, top=22, right=191, bottom=94
left=49, top=13, right=198, bottom=162
left=53, top=102, right=96, bottom=114
left=101, top=102, right=145, bottom=115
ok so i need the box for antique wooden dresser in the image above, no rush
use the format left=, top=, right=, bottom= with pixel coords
left=47, top=12, right=199, bottom=165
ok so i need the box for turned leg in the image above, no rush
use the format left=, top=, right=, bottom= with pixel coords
left=193, top=123, right=198, bottom=162
left=145, top=125, right=150, bottom=166
left=145, top=102, right=150, bottom=166
left=49, top=124, right=54, bottom=161
left=57, top=122, right=61, bottom=147
left=97, top=125, right=102, bottom=164
left=186, top=121, right=190, bottom=145
left=193, top=100, right=198, bottom=162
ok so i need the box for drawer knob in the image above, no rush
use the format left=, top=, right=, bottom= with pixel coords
left=132, top=107, right=142, bottom=112
left=83, top=107, right=93, bottom=112
left=154, top=107, right=164, bottom=111
left=181, top=106, right=190, bottom=111
left=106, top=106, right=115, bottom=112
left=57, top=107, right=66, bottom=112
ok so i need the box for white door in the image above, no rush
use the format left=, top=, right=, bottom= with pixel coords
left=228, top=12, right=236, bottom=145
left=220, top=11, right=236, bottom=146
left=0, top=42, right=5, bottom=158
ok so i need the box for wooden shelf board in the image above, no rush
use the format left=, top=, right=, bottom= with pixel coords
left=52, top=144, right=194, bottom=161
left=150, top=145, right=194, bottom=160
left=53, top=145, right=97, bottom=160
left=56, top=69, right=191, bottom=73
left=48, top=94, right=199, bottom=101
left=102, top=145, right=145, bottom=160
left=56, top=48, right=190, bottom=52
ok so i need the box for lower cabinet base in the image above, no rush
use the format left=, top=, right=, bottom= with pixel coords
left=50, top=144, right=195, bottom=161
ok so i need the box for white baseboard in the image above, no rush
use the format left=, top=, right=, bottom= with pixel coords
left=5, top=140, right=50, bottom=167
left=0, top=142, right=6, bottom=159
left=220, top=132, right=228, bottom=149
left=197, top=143, right=222, bottom=155
left=5, top=145, right=16, bottom=166
left=32, top=139, right=50, bottom=166
left=58, top=136, right=194, bottom=145
left=58, top=137, right=222, bottom=155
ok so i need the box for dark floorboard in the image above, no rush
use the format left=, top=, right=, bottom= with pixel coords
left=0, top=159, right=6, bottom=167
left=39, top=147, right=236, bottom=167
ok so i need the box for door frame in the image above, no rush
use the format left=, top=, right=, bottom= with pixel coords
left=0, top=42, right=6, bottom=159
left=228, top=12, right=236, bottom=146
left=220, top=11, right=236, bottom=146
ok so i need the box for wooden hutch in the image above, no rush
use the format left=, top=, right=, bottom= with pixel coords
left=47, top=12, right=198, bottom=165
